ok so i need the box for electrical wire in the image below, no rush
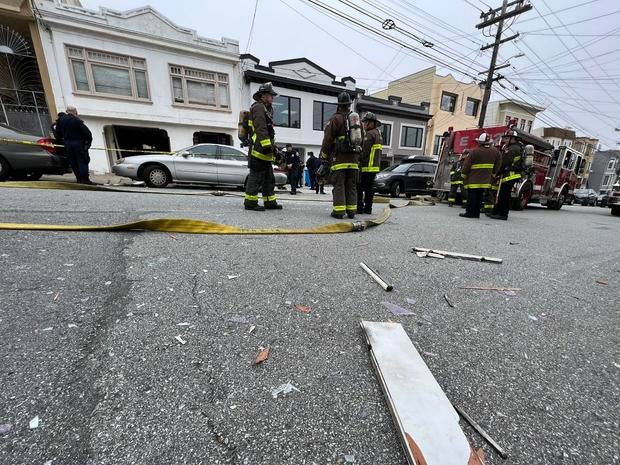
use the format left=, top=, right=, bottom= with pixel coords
left=245, top=0, right=259, bottom=54
left=522, top=10, right=620, bottom=34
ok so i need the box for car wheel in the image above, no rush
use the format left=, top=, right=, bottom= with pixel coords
left=0, top=156, right=10, bottom=181
left=512, top=183, right=532, bottom=211
left=143, top=165, right=170, bottom=188
left=390, top=182, right=402, bottom=198
left=611, top=206, right=620, bottom=216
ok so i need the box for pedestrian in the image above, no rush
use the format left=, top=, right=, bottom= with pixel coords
left=55, top=106, right=93, bottom=184
left=285, top=144, right=302, bottom=195
left=319, top=92, right=361, bottom=219
left=243, top=82, right=283, bottom=211
left=357, top=112, right=382, bottom=214
left=489, top=130, right=524, bottom=220
left=51, top=112, right=66, bottom=157
left=306, top=152, right=317, bottom=191
left=460, top=133, right=499, bottom=219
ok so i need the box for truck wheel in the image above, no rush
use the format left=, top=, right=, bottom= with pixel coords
left=0, top=156, right=11, bottom=181
left=612, top=206, right=620, bottom=216
left=390, top=182, right=402, bottom=198
left=548, top=188, right=567, bottom=210
left=512, top=183, right=532, bottom=211
left=143, top=165, right=170, bottom=188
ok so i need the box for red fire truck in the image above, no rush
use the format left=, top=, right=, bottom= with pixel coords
left=433, top=125, right=585, bottom=210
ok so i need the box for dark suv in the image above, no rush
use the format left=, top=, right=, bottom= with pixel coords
left=374, top=157, right=437, bottom=197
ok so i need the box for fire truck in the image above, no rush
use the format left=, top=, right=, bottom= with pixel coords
left=433, top=125, right=585, bottom=210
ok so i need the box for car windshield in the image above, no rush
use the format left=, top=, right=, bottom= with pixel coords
left=392, top=163, right=413, bottom=173
left=381, top=164, right=399, bottom=173
left=574, top=189, right=587, bottom=194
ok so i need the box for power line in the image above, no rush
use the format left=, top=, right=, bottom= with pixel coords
left=514, top=0, right=604, bottom=24
left=522, top=10, right=620, bottom=33
left=245, top=0, right=259, bottom=54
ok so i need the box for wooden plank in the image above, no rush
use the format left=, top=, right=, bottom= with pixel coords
left=412, top=247, right=502, bottom=264
left=361, top=321, right=474, bottom=465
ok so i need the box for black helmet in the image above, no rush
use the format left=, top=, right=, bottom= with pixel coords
left=337, top=92, right=352, bottom=105
left=362, top=112, right=381, bottom=126
left=253, top=82, right=278, bottom=101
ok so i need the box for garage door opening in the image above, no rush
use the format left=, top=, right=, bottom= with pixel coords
left=193, top=131, right=232, bottom=145
left=105, top=125, right=170, bottom=162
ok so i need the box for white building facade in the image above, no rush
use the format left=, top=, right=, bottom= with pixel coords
left=240, top=55, right=357, bottom=162
left=483, top=99, right=544, bottom=133
left=35, top=0, right=241, bottom=173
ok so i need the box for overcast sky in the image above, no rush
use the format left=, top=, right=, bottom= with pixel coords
left=81, top=0, right=620, bottom=149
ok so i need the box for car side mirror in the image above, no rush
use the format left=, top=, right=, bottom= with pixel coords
left=181, top=152, right=190, bottom=158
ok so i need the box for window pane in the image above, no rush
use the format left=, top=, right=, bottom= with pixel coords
left=290, top=98, right=301, bottom=128
left=219, top=146, right=247, bottom=160
left=219, top=84, right=230, bottom=107
left=71, top=60, right=89, bottom=91
left=92, top=65, right=132, bottom=96
left=273, top=95, right=290, bottom=127
left=188, top=145, right=218, bottom=158
left=134, top=70, right=149, bottom=99
left=322, top=103, right=337, bottom=128
left=313, top=102, right=322, bottom=131
left=401, top=126, right=422, bottom=148
left=465, top=99, right=478, bottom=116
left=440, top=93, right=455, bottom=112
left=172, top=77, right=184, bottom=102
left=381, top=123, right=392, bottom=146
left=187, top=80, right=215, bottom=105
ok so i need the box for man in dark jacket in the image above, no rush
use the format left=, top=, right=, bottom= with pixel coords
left=357, top=112, right=382, bottom=214
left=244, top=82, right=283, bottom=211
left=320, top=92, right=360, bottom=219
left=460, top=133, right=500, bottom=218
left=285, top=144, right=302, bottom=195
left=306, top=152, right=317, bottom=191
left=489, top=131, right=524, bottom=220
left=55, top=106, right=93, bottom=184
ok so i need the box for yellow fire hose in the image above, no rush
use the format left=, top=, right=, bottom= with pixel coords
left=0, top=181, right=433, bottom=235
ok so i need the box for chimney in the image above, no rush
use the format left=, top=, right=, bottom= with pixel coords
left=387, top=95, right=402, bottom=106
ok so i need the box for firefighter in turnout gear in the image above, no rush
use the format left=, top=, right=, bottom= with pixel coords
left=320, top=92, right=361, bottom=219
left=489, top=131, right=524, bottom=220
left=244, top=82, right=283, bottom=211
left=460, top=133, right=500, bottom=218
left=447, top=150, right=468, bottom=207
left=357, top=112, right=382, bottom=214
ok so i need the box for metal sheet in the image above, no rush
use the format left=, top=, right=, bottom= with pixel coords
left=361, top=321, right=472, bottom=465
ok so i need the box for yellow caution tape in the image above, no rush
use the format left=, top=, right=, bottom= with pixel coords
left=0, top=137, right=176, bottom=154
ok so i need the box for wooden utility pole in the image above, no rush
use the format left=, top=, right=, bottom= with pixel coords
left=477, top=0, right=532, bottom=128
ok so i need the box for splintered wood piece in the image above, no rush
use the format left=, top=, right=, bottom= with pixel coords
left=254, top=346, right=271, bottom=365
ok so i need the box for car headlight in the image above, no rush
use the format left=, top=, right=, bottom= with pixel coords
left=116, top=158, right=125, bottom=164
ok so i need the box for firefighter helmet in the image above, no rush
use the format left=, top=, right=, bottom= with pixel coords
left=337, top=92, right=352, bottom=105
left=362, top=111, right=381, bottom=126
left=476, top=133, right=491, bottom=144
left=253, top=82, right=278, bottom=101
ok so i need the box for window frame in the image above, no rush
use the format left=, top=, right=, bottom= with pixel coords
left=66, top=45, right=151, bottom=102
left=607, top=159, right=615, bottom=170
left=398, top=124, right=425, bottom=150
left=218, top=145, right=248, bottom=161
left=186, top=144, right=219, bottom=159
left=273, top=94, right=302, bottom=129
left=168, top=64, right=230, bottom=111
left=432, top=134, right=443, bottom=155
left=527, top=120, right=533, bottom=133
left=439, top=92, right=458, bottom=113
left=379, top=120, right=394, bottom=147
left=313, top=100, right=338, bottom=131
left=464, top=97, right=480, bottom=117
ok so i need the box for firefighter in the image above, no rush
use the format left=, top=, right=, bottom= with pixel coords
left=357, top=112, right=382, bottom=214
left=489, top=131, right=524, bottom=220
left=320, top=92, right=360, bottom=219
left=460, top=133, right=500, bottom=219
left=244, top=82, right=283, bottom=211
left=447, top=149, right=468, bottom=207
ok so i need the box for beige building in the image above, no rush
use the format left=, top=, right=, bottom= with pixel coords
left=482, top=99, right=545, bottom=133
left=373, top=66, right=483, bottom=155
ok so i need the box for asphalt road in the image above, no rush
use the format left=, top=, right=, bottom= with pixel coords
left=0, top=186, right=618, bottom=465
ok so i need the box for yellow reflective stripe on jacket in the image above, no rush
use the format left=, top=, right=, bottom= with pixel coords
left=466, top=183, right=493, bottom=189
left=471, top=163, right=495, bottom=169
left=259, top=138, right=271, bottom=147
left=502, top=171, right=522, bottom=182
left=450, top=180, right=463, bottom=185
left=336, top=135, right=346, bottom=140
left=332, top=163, right=359, bottom=170
left=366, top=143, right=382, bottom=171
left=512, top=155, right=521, bottom=164
left=251, top=150, right=274, bottom=162
left=361, top=166, right=380, bottom=173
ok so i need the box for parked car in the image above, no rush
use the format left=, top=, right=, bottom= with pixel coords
left=0, top=124, right=69, bottom=181
left=596, top=191, right=610, bottom=207
left=608, top=183, right=620, bottom=216
left=573, top=188, right=597, bottom=206
left=112, top=143, right=287, bottom=188
left=374, top=158, right=437, bottom=197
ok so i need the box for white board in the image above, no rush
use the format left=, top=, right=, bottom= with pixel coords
left=361, top=321, right=479, bottom=465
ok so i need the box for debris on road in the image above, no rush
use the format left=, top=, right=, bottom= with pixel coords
left=595, top=279, right=608, bottom=285
left=167, top=233, right=178, bottom=240
left=53, top=292, right=59, bottom=301
left=42, top=327, right=53, bottom=332
left=453, top=404, right=508, bottom=459
left=444, top=294, right=454, bottom=308
left=406, top=298, right=417, bottom=305
left=344, top=454, right=356, bottom=463
left=294, top=304, right=311, bottom=314
left=255, top=346, right=271, bottom=365
left=509, top=242, right=520, bottom=245
left=67, top=324, right=77, bottom=328
left=415, top=251, right=428, bottom=258
left=459, top=286, right=521, bottom=292
left=382, top=301, right=414, bottom=316
left=271, top=382, right=300, bottom=398
left=29, top=416, right=39, bottom=429
left=528, top=315, right=538, bottom=321
left=63, top=263, right=74, bottom=267
left=175, top=335, right=187, bottom=345
left=227, top=275, right=240, bottom=280
left=104, top=281, right=111, bottom=286
left=249, top=325, right=256, bottom=334
left=503, top=290, right=518, bottom=297
left=0, top=423, right=12, bottom=434
left=228, top=316, right=249, bottom=325
left=412, top=247, right=502, bottom=264
left=177, top=322, right=191, bottom=326
left=361, top=321, right=480, bottom=464
left=427, top=252, right=446, bottom=259
left=360, top=262, right=393, bottom=291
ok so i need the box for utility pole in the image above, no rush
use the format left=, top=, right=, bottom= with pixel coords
left=477, top=0, right=532, bottom=128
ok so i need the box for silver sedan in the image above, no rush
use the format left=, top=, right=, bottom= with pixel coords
left=112, top=143, right=287, bottom=188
